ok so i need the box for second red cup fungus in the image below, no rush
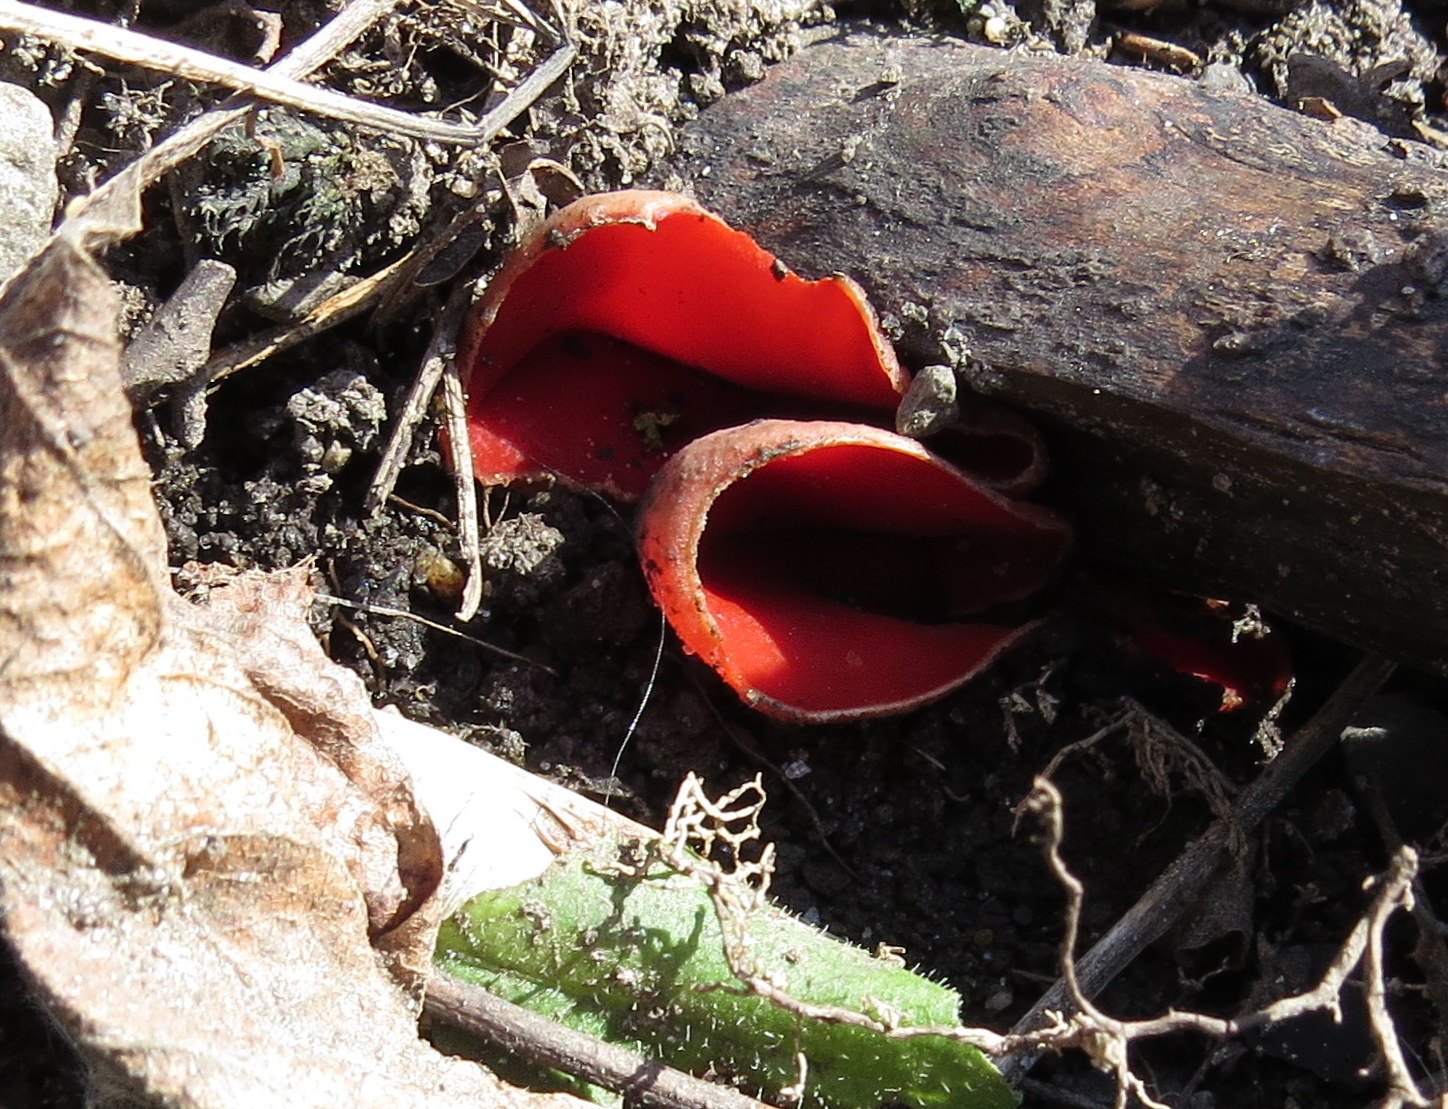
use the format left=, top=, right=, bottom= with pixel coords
left=638, top=420, right=1071, bottom=723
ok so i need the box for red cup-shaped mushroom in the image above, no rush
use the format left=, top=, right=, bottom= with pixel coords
left=638, top=420, right=1072, bottom=723
left=459, top=190, right=910, bottom=499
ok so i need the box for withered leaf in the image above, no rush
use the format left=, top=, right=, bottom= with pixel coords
left=0, top=234, right=582, bottom=1109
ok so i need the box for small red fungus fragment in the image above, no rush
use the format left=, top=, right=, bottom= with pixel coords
left=638, top=419, right=1072, bottom=723
left=459, top=190, right=908, bottom=498
left=1119, top=601, right=1294, bottom=712
left=1088, top=586, right=1294, bottom=711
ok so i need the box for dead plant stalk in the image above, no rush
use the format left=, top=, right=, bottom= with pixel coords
left=0, top=0, right=575, bottom=145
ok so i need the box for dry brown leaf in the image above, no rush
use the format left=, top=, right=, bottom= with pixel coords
left=183, top=563, right=447, bottom=985
left=0, top=233, right=582, bottom=1109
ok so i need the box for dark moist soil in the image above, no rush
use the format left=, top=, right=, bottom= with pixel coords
left=5, top=1, right=1448, bottom=1107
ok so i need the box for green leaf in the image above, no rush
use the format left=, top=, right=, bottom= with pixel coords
left=436, top=836, right=1016, bottom=1109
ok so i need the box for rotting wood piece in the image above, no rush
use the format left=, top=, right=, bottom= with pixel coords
left=670, top=28, right=1448, bottom=674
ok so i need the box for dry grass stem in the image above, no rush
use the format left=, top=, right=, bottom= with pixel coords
left=195, top=255, right=411, bottom=385
left=317, top=592, right=554, bottom=673
left=0, top=0, right=574, bottom=145
left=438, top=308, right=484, bottom=621
left=365, top=277, right=474, bottom=519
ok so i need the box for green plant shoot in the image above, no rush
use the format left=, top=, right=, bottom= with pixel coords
left=435, top=834, right=1016, bottom=1109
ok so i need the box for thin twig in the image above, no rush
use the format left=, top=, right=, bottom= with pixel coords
left=363, top=196, right=523, bottom=538
left=1021, top=778, right=1180, bottom=1109
left=424, top=972, right=776, bottom=1109
left=1240, top=851, right=1414, bottom=1029
left=1353, top=745, right=1448, bottom=1059
left=450, top=0, right=561, bottom=38
left=0, top=0, right=574, bottom=145
left=367, top=335, right=450, bottom=519
left=438, top=313, right=484, bottom=621
left=997, top=653, right=1398, bottom=1082
left=1016, top=778, right=1425, bottom=1109
left=317, top=593, right=555, bottom=674
left=1361, top=852, right=1436, bottom=1109
left=200, top=254, right=411, bottom=385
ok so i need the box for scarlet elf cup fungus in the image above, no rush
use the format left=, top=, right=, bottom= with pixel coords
left=637, top=421, right=1071, bottom=723
left=460, top=189, right=1070, bottom=721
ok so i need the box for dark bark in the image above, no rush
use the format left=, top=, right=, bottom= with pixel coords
left=670, top=28, right=1448, bottom=673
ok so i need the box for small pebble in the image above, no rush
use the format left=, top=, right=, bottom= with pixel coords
left=895, top=364, right=959, bottom=439
left=0, top=83, right=57, bottom=285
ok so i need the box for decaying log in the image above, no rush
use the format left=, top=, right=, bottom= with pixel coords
left=671, top=28, right=1448, bottom=674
